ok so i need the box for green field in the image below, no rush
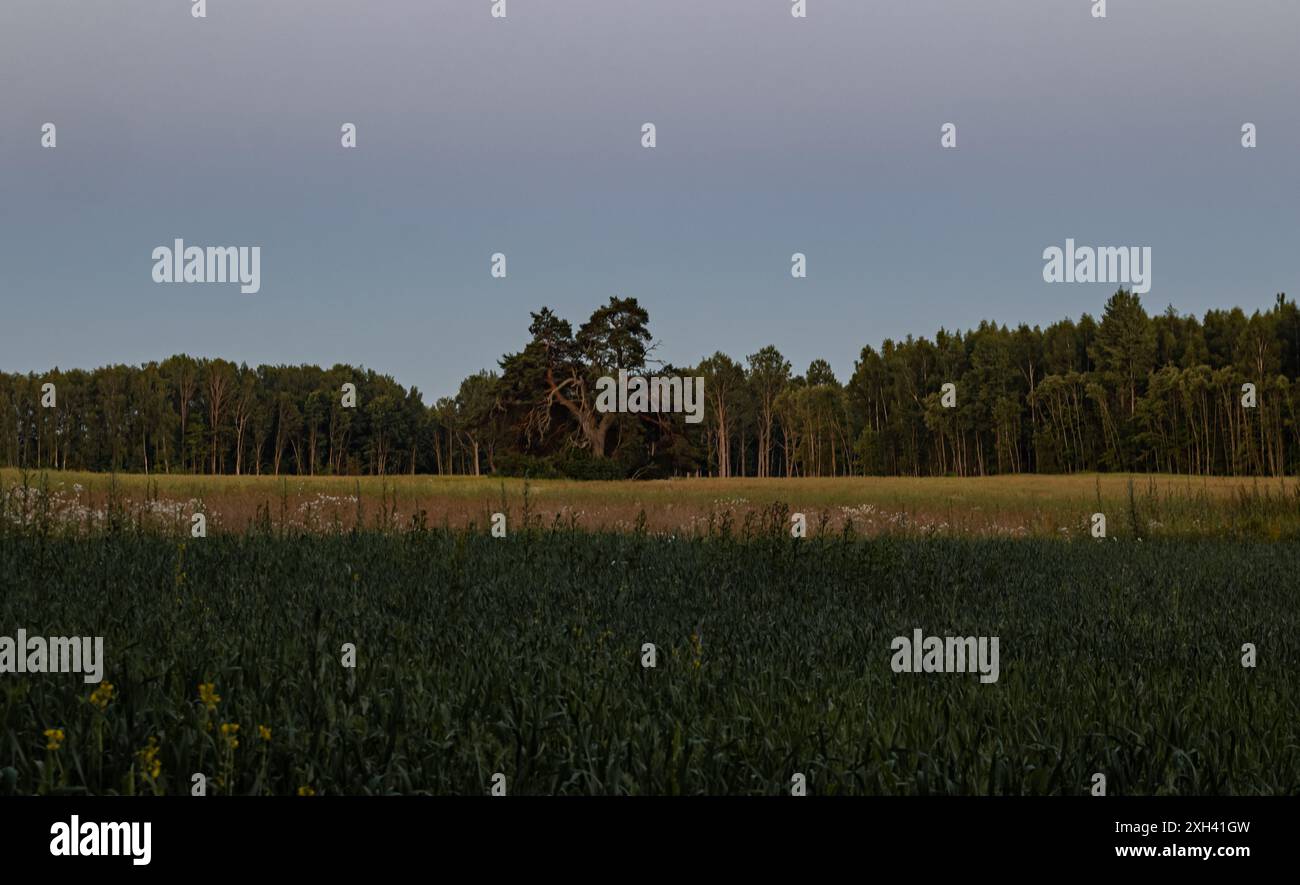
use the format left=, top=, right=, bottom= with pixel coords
left=2, top=522, right=1297, bottom=795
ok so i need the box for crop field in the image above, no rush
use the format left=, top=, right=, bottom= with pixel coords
left=2, top=515, right=1297, bottom=796
left=5, top=468, right=1300, bottom=539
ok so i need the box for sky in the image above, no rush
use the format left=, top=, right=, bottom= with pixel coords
left=2, top=0, right=1298, bottom=399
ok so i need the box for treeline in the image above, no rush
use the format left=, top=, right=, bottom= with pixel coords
left=4, top=290, right=1300, bottom=478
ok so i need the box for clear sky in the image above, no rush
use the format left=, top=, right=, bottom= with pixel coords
left=2, top=1, right=1297, bottom=399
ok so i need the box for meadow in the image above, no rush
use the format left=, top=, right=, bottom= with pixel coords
left=1, top=509, right=1298, bottom=796
left=5, top=467, right=1300, bottom=539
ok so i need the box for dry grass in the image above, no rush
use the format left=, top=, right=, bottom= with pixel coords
left=4, top=468, right=1298, bottom=539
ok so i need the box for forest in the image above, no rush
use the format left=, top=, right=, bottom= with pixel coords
left=3, top=290, right=1299, bottom=479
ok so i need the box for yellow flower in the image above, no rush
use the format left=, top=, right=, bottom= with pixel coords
left=197, top=682, right=221, bottom=712
left=44, top=728, right=65, bottom=751
left=297, top=785, right=316, bottom=796
left=220, top=722, right=240, bottom=750
left=136, top=737, right=161, bottom=780
left=89, top=681, right=115, bottom=711
left=258, top=725, right=272, bottom=742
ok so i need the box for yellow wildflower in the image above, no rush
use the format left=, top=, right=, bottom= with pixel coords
left=136, top=737, right=162, bottom=780
left=197, top=682, right=220, bottom=712
left=297, top=785, right=316, bottom=796
left=44, top=728, right=65, bottom=751
left=220, top=722, right=240, bottom=750
left=89, top=681, right=115, bottom=711
left=258, top=725, right=272, bottom=742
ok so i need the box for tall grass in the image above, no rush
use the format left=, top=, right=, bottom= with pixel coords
left=2, top=516, right=1296, bottom=795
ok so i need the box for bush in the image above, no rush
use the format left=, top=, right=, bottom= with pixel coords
left=492, top=451, right=626, bottom=481
left=491, top=452, right=561, bottom=479
left=553, top=453, right=626, bottom=481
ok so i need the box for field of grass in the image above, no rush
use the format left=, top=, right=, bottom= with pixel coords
left=2, top=525, right=1296, bottom=796
left=5, top=469, right=1297, bottom=796
left=5, top=468, right=1300, bottom=539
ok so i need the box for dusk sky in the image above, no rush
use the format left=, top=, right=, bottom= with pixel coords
left=2, top=0, right=1297, bottom=399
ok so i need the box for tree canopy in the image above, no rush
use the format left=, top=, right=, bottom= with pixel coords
left=4, top=291, right=1298, bottom=478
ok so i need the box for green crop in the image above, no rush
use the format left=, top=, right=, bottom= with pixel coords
left=1, top=524, right=1297, bottom=795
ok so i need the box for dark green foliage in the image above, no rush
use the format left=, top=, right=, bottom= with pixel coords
left=493, top=451, right=626, bottom=480
left=2, top=527, right=1296, bottom=795
left=6, top=292, right=1300, bottom=478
